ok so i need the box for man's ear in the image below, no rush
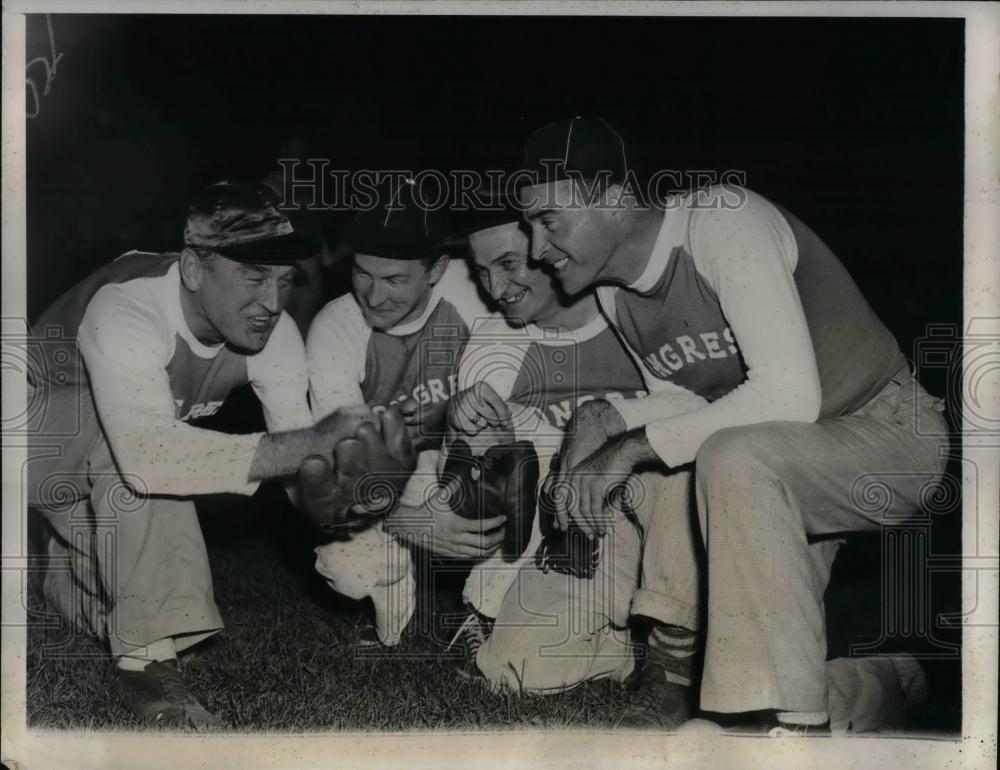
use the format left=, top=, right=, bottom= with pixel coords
left=178, top=248, right=207, bottom=292
left=426, top=254, right=449, bottom=286
left=603, top=182, right=627, bottom=210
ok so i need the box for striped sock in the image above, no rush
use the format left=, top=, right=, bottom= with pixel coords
left=646, top=622, right=698, bottom=686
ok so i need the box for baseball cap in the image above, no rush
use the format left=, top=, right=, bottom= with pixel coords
left=343, top=177, right=450, bottom=261
left=184, top=181, right=315, bottom=263
left=519, top=115, right=632, bottom=188
left=442, top=188, right=522, bottom=249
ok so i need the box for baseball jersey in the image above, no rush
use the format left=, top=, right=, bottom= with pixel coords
left=307, top=259, right=495, bottom=433
left=598, top=186, right=908, bottom=468
left=28, top=251, right=311, bottom=499
left=455, top=310, right=648, bottom=452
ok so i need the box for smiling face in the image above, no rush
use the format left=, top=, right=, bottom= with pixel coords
left=467, top=221, right=563, bottom=326
left=518, top=178, right=621, bottom=296
left=181, top=252, right=297, bottom=352
left=351, top=252, right=446, bottom=331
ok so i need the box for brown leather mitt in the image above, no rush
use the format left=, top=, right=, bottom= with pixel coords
left=298, top=407, right=417, bottom=532
left=443, top=438, right=540, bottom=556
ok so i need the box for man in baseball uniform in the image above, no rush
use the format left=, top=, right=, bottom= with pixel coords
left=515, top=117, right=947, bottom=733
left=27, top=182, right=391, bottom=729
left=423, top=207, right=658, bottom=682
left=307, top=178, right=500, bottom=646
left=435, top=208, right=925, bottom=731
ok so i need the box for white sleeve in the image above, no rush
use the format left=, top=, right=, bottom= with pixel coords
left=78, top=287, right=263, bottom=496
left=642, top=190, right=822, bottom=468
left=247, top=312, right=313, bottom=432
left=610, top=386, right=709, bottom=433
left=306, top=297, right=370, bottom=420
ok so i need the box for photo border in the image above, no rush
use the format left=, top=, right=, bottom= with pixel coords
left=3, top=2, right=997, bottom=768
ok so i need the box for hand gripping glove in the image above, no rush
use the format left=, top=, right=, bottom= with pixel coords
left=442, top=438, right=540, bottom=556
left=534, top=454, right=601, bottom=580
left=298, top=407, right=417, bottom=533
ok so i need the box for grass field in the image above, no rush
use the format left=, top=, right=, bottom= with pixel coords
left=25, top=477, right=963, bottom=734
left=26, top=486, right=635, bottom=732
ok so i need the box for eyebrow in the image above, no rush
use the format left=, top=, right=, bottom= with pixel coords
left=524, top=208, right=555, bottom=222
left=242, top=263, right=295, bottom=279
left=353, top=264, right=408, bottom=280
left=491, top=251, right=521, bottom=264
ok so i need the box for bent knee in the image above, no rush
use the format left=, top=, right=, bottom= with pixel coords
left=478, top=620, right=632, bottom=693
left=695, top=423, right=793, bottom=485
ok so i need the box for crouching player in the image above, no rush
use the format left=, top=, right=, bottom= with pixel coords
left=26, top=183, right=404, bottom=728
left=307, top=178, right=498, bottom=646
left=422, top=193, right=930, bottom=733
left=419, top=210, right=707, bottom=689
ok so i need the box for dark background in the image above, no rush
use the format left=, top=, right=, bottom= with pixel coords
left=27, top=15, right=964, bottom=363
left=25, top=14, right=965, bottom=731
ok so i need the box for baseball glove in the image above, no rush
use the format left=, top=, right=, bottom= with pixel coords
left=297, top=407, right=417, bottom=532
left=534, top=455, right=601, bottom=580
left=443, top=438, right=540, bottom=556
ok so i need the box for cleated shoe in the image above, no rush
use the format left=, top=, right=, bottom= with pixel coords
left=112, top=659, right=220, bottom=731
left=446, top=608, right=494, bottom=658
left=615, top=659, right=693, bottom=730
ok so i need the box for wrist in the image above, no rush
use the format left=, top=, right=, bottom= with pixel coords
left=618, top=428, right=659, bottom=467
left=382, top=504, right=410, bottom=542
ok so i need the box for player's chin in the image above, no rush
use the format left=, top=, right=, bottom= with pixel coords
left=559, top=265, right=590, bottom=297
left=499, top=307, right=531, bottom=327
left=234, top=325, right=273, bottom=353
left=364, top=309, right=400, bottom=331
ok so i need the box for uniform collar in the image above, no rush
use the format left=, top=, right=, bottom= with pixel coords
left=628, top=200, right=688, bottom=295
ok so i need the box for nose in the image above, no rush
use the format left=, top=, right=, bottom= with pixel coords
left=529, top=222, right=550, bottom=262
left=366, top=280, right=388, bottom=308
left=487, top=267, right=509, bottom=302
left=258, top=279, right=281, bottom=313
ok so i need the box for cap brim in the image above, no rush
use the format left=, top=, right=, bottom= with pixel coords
left=217, top=231, right=317, bottom=264
left=343, top=220, right=437, bottom=261
left=444, top=210, right=523, bottom=247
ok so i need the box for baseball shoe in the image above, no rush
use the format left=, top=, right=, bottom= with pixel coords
left=765, top=719, right=832, bottom=737
left=112, top=659, right=220, bottom=731
left=445, top=607, right=493, bottom=680
left=708, top=710, right=832, bottom=736
left=615, top=659, right=693, bottom=730
left=355, top=623, right=383, bottom=649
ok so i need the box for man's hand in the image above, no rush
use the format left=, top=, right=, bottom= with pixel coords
left=314, top=403, right=378, bottom=444
left=297, top=407, right=417, bottom=531
left=447, top=382, right=512, bottom=437
left=385, top=476, right=506, bottom=559
left=546, top=428, right=656, bottom=538
left=249, top=403, right=380, bottom=484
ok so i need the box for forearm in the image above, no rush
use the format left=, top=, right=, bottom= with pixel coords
left=608, top=428, right=661, bottom=469
left=248, top=413, right=364, bottom=482
left=106, top=422, right=265, bottom=496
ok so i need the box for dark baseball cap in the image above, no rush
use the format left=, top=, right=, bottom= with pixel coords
left=184, top=181, right=315, bottom=263
left=343, top=177, right=451, bottom=261
left=442, top=188, right=522, bottom=249
left=519, top=115, right=632, bottom=188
